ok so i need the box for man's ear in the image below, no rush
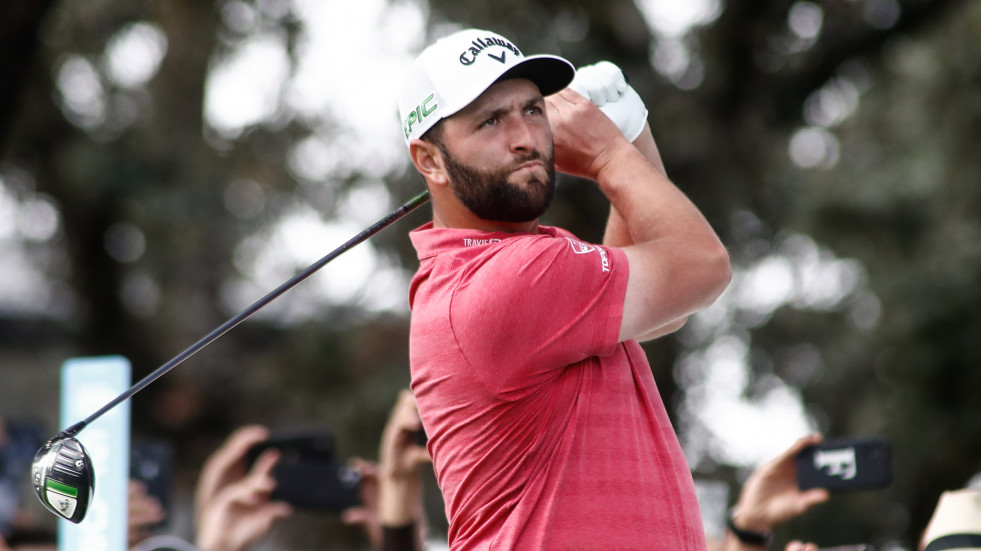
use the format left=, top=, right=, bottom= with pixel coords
left=409, top=139, right=448, bottom=186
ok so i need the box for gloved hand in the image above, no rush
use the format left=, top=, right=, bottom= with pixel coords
left=568, top=61, right=649, bottom=142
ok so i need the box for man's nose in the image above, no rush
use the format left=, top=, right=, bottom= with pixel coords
left=507, top=118, right=539, bottom=152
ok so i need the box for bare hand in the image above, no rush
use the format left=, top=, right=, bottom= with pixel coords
left=380, top=389, right=431, bottom=482
left=128, top=480, right=166, bottom=547
left=341, top=458, right=383, bottom=547
left=341, top=390, right=432, bottom=551
left=194, top=425, right=270, bottom=525
left=734, top=434, right=831, bottom=531
left=545, top=89, right=633, bottom=181
left=195, top=449, right=292, bottom=551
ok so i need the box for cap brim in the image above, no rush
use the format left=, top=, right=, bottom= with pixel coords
left=497, top=55, right=575, bottom=97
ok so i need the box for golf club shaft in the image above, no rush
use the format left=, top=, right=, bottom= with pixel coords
left=61, top=190, right=430, bottom=438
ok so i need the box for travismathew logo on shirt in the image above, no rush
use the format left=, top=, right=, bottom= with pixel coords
left=463, top=238, right=502, bottom=247
left=458, top=36, right=522, bottom=66
left=566, top=238, right=610, bottom=272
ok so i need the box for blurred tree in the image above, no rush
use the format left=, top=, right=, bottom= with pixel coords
left=0, top=0, right=418, bottom=545
left=777, top=1, right=981, bottom=542
left=1, top=0, right=979, bottom=548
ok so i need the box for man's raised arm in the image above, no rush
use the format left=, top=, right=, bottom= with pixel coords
left=547, top=85, right=731, bottom=343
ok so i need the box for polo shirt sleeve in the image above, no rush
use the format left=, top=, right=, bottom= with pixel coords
left=448, top=234, right=629, bottom=398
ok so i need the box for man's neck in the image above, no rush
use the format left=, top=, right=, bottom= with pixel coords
left=432, top=209, right=539, bottom=234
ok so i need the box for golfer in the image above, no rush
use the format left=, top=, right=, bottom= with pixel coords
left=399, top=28, right=731, bottom=550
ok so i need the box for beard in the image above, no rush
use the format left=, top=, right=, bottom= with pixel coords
left=438, top=142, right=556, bottom=224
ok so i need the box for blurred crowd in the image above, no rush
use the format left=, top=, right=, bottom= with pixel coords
left=0, top=389, right=432, bottom=551
left=2, top=392, right=979, bottom=551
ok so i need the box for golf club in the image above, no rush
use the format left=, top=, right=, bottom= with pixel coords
left=32, top=190, right=430, bottom=523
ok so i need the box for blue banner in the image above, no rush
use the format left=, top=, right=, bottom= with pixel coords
left=58, top=356, right=131, bottom=551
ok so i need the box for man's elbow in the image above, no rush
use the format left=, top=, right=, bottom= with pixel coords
left=636, top=316, right=689, bottom=343
left=715, top=243, right=733, bottom=290
left=697, top=243, right=732, bottom=309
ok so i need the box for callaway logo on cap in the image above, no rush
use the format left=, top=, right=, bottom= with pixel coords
left=398, top=28, right=575, bottom=145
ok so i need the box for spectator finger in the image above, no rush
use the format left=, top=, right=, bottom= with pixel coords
left=195, top=425, right=270, bottom=514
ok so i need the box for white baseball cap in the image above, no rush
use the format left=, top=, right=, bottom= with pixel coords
left=398, top=28, right=575, bottom=145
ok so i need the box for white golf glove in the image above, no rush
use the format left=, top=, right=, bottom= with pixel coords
left=568, top=61, right=649, bottom=142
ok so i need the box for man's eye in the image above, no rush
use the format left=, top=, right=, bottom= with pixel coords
left=526, top=106, right=543, bottom=116
left=481, top=117, right=499, bottom=128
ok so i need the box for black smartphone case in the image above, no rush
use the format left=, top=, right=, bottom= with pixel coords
left=130, top=439, right=174, bottom=527
left=796, top=436, right=892, bottom=492
left=269, top=461, right=362, bottom=511
left=246, top=430, right=337, bottom=465
left=247, top=430, right=361, bottom=511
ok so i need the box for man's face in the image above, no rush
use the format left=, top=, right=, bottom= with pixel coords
left=437, top=79, right=556, bottom=224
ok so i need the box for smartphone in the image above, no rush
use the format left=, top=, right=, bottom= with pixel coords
left=413, top=427, right=428, bottom=447
left=247, top=430, right=361, bottom=511
left=267, top=460, right=362, bottom=511
left=246, top=429, right=337, bottom=464
left=130, top=439, right=173, bottom=527
left=796, top=436, right=891, bottom=492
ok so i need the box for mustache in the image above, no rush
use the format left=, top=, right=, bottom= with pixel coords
left=508, top=149, right=551, bottom=171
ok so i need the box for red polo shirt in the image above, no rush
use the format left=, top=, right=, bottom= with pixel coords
left=408, top=222, right=706, bottom=550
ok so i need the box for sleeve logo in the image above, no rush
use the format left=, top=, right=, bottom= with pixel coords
left=566, top=238, right=610, bottom=272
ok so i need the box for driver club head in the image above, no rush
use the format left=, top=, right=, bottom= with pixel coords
left=31, top=435, right=95, bottom=523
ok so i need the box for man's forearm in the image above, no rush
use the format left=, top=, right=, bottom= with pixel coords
left=379, top=475, right=423, bottom=527
left=597, top=120, right=730, bottom=337
left=605, top=123, right=694, bottom=342
left=379, top=475, right=426, bottom=551
left=598, top=123, right=687, bottom=246
left=602, top=122, right=666, bottom=248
